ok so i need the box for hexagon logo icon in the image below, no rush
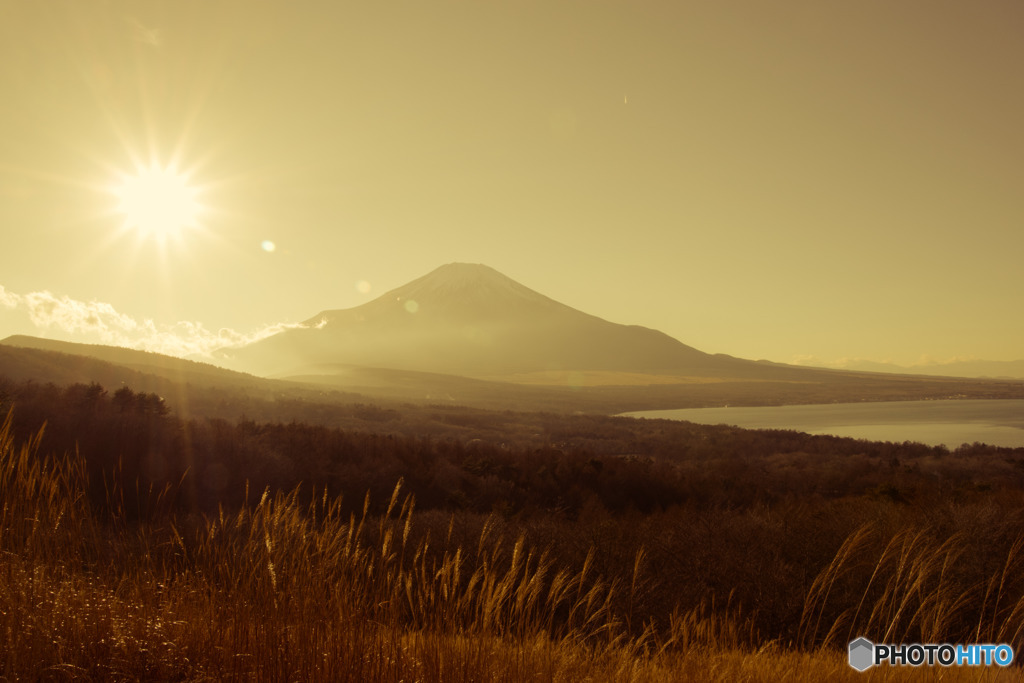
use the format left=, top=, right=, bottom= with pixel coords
left=849, top=637, right=874, bottom=671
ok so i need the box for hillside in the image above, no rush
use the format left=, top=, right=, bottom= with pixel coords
left=0, top=335, right=265, bottom=388
left=4, top=334, right=1024, bottom=418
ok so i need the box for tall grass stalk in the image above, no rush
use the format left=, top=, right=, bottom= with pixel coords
left=800, top=521, right=1024, bottom=654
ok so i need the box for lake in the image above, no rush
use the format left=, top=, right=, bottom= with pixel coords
left=622, top=399, right=1024, bottom=448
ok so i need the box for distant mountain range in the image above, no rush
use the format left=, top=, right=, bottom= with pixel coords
left=832, top=359, right=1024, bottom=380
left=215, top=263, right=810, bottom=382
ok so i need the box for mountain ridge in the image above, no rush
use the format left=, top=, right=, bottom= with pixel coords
left=302, top=263, right=571, bottom=327
left=831, top=358, right=1024, bottom=380
left=218, top=262, right=745, bottom=379
left=4, top=334, right=1023, bottom=415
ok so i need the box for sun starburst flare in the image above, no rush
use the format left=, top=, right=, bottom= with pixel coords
left=113, top=163, right=202, bottom=243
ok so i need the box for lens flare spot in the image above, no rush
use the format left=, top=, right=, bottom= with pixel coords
left=404, top=299, right=419, bottom=314
left=261, top=240, right=276, bottom=253
left=356, top=280, right=372, bottom=294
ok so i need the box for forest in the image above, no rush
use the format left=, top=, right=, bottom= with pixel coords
left=2, top=378, right=1023, bottom=680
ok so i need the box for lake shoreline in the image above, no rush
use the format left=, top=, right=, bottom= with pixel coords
left=622, top=398, right=1024, bottom=448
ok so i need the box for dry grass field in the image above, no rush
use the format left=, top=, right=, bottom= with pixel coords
left=3, top=408, right=1023, bottom=681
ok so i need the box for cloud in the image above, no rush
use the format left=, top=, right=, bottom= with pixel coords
left=0, top=285, right=307, bottom=358
left=0, top=285, right=19, bottom=309
left=22, top=290, right=140, bottom=337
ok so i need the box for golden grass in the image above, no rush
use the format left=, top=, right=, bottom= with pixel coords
left=1, top=411, right=1022, bottom=681
left=800, top=520, right=1024, bottom=663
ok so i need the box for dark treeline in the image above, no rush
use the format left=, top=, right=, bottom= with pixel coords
left=2, top=376, right=1024, bottom=646
left=4, top=378, right=1022, bottom=518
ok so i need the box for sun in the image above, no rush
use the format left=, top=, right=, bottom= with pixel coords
left=114, top=164, right=201, bottom=242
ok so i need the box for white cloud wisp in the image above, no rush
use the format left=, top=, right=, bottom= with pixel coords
left=0, top=285, right=306, bottom=358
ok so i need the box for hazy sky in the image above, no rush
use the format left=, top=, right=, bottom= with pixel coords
left=1, top=0, right=1022, bottom=367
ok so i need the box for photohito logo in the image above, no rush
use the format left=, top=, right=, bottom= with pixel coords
left=849, top=637, right=1014, bottom=671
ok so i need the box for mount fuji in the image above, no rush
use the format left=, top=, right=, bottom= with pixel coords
left=216, top=263, right=770, bottom=380
left=5, top=264, right=1021, bottom=411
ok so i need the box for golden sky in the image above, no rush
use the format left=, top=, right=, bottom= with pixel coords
left=1, top=0, right=1022, bottom=367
